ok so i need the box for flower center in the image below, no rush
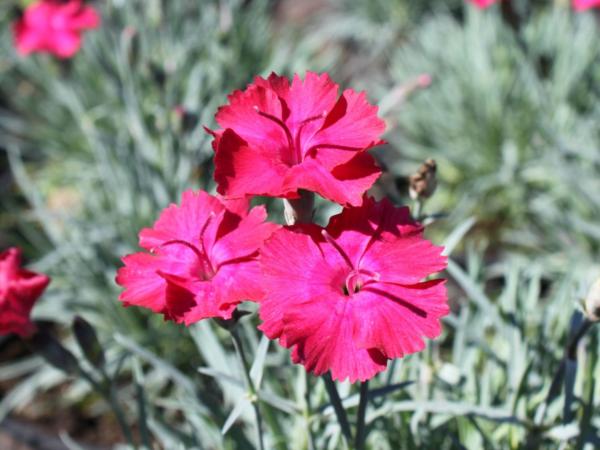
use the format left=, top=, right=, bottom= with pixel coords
left=343, top=269, right=380, bottom=296
left=254, top=107, right=326, bottom=166
left=320, top=229, right=380, bottom=297
left=152, top=215, right=217, bottom=281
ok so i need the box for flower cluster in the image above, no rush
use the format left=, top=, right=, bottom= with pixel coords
left=0, top=247, right=50, bottom=337
left=117, top=72, right=448, bottom=382
left=13, top=0, right=100, bottom=58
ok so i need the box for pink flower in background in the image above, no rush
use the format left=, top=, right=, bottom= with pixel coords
left=469, top=0, right=498, bottom=8
left=258, top=197, right=448, bottom=382
left=207, top=72, right=386, bottom=207
left=13, top=0, right=100, bottom=58
left=573, top=0, right=600, bottom=10
left=0, top=247, right=50, bottom=337
left=116, top=190, right=278, bottom=324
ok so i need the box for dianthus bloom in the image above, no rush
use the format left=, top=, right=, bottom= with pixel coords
left=116, top=190, right=278, bottom=324
left=13, top=0, right=100, bottom=59
left=0, top=247, right=50, bottom=337
left=258, top=197, right=448, bottom=382
left=573, top=0, right=600, bottom=10
left=469, top=0, right=498, bottom=8
left=207, top=72, right=386, bottom=207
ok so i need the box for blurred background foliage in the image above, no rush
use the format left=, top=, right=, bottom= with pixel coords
left=1, top=0, right=600, bottom=449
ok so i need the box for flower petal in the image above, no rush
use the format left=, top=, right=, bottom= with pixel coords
left=283, top=298, right=388, bottom=382
left=258, top=225, right=339, bottom=340
left=287, top=152, right=381, bottom=207
left=139, top=190, right=224, bottom=250
left=214, top=129, right=296, bottom=199
left=305, top=89, right=386, bottom=167
left=351, top=279, right=448, bottom=358
left=116, top=252, right=194, bottom=313
left=212, top=205, right=279, bottom=267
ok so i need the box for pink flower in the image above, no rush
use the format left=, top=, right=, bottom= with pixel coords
left=207, top=72, right=386, bottom=207
left=573, top=0, right=600, bottom=10
left=0, top=247, right=50, bottom=337
left=116, top=190, right=278, bottom=324
left=13, top=0, right=100, bottom=59
left=258, top=197, right=448, bottom=382
left=469, top=0, right=498, bottom=8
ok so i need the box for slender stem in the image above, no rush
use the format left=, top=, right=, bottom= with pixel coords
left=567, top=319, right=594, bottom=360
left=230, top=328, right=266, bottom=450
left=80, top=369, right=136, bottom=446
left=305, top=374, right=317, bottom=450
left=283, top=190, right=315, bottom=225
left=413, top=199, right=423, bottom=222
left=322, top=373, right=352, bottom=443
left=355, top=381, right=369, bottom=450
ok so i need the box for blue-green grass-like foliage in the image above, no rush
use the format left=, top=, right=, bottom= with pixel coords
left=0, top=0, right=599, bottom=448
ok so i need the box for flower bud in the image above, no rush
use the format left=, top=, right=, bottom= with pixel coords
left=584, top=278, right=600, bottom=322
left=30, top=330, right=79, bottom=375
left=73, top=316, right=105, bottom=369
left=408, top=159, right=437, bottom=200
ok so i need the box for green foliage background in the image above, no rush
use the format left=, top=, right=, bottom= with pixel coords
left=1, top=0, right=599, bottom=449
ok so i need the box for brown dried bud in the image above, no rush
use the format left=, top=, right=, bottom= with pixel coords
left=408, top=159, right=437, bottom=200
left=584, top=278, right=600, bottom=322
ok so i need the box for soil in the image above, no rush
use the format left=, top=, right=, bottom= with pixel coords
left=0, top=337, right=121, bottom=450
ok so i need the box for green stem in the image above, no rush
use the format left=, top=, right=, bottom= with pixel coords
left=80, top=369, right=136, bottom=446
left=322, top=373, right=352, bottom=443
left=413, top=199, right=423, bottom=221
left=230, top=328, right=266, bottom=450
left=305, top=374, right=317, bottom=450
left=355, top=381, right=369, bottom=450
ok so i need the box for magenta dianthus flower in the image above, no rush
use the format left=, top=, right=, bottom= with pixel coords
left=258, top=197, right=448, bottom=382
left=207, top=72, right=386, bottom=207
left=0, top=247, right=50, bottom=337
left=116, top=190, right=278, bottom=324
left=469, top=0, right=498, bottom=8
left=13, top=0, right=100, bottom=59
left=573, top=0, right=600, bottom=10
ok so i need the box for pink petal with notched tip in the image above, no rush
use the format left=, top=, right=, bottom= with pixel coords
left=285, top=151, right=381, bottom=207
left=214, top=129, right=296, bottom=199
left=351, top=279, right=448, bottom=359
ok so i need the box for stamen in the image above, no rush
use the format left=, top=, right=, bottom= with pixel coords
left=152, top=214, right=218, bottom=279
left=344, top=269, right=380, bottom=296
left=198, top=213, right=216, bottom=276
left=298, top=111, right=327, bottom=126
left=254, top=107, right=294, bottom=153
left=321, top=230, right=354, bottom=269
left=305, top=142, right=363, bottom=155
left=295, top=111, right=327, bottom=162
left=155, top=239, right=204, bottom=261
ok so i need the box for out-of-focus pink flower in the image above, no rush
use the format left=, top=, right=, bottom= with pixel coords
left=573, top=0, right=600, bottom=11
left=469, top=0, right=498, bottom=8
left=258, top=197, right=448, bottom=382
left=0, top=248, right=50, bottom=337
left=13, top=0, right=100, bottom=59
left=116, top=190, right=278, bottom=324
left=207, top=72, right=386, bottom=207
